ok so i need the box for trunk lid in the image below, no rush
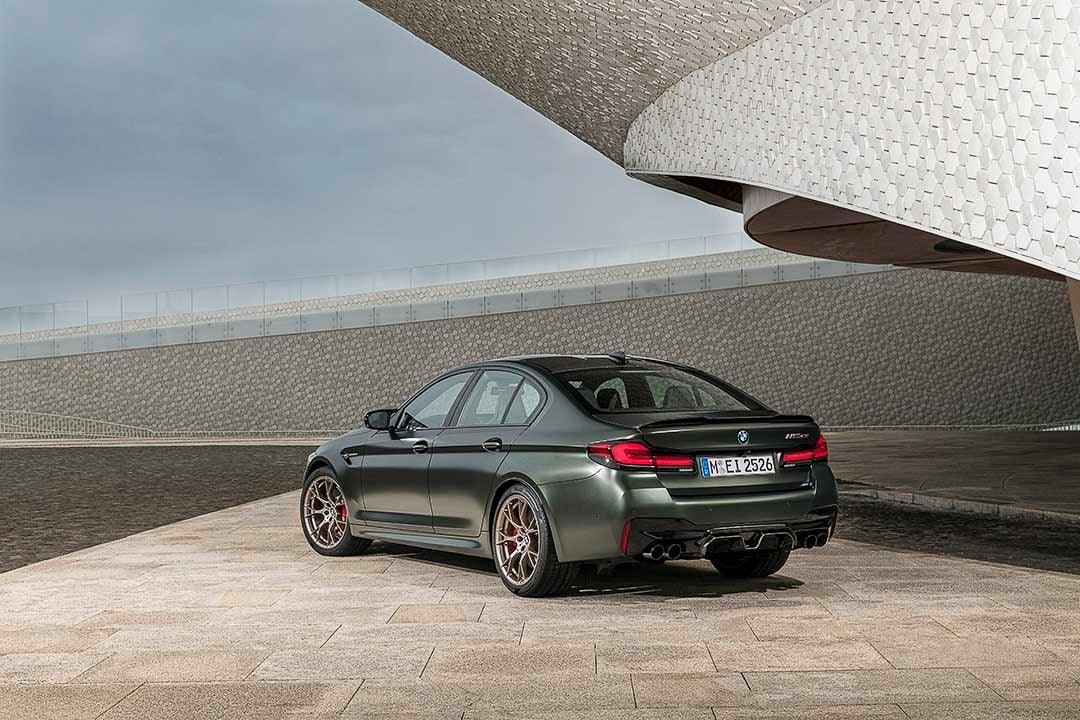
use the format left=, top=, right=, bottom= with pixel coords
left=612, top=412, right=821, bottom=497
left=637, top=412, right=820, bottom=453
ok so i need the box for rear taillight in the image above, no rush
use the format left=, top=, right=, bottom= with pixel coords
left=654, top=453, right=695, bottom=470
left=780, top=435, right=829, bottom=466
left=587, top=441, right=694, bottom=472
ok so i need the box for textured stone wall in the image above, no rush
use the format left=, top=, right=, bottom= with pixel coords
left=625, top=0, right=1080, bottom=281
left=1, top=271, right=1078, bottom=430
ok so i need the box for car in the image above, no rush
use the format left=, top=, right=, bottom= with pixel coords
left=301, top=354, right=839, bottom=597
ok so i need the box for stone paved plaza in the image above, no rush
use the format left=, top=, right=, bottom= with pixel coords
left=2, top=491, right=1080, bottom=719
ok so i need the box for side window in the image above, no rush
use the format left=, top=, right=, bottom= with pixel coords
left=399, top=373, right=471, bottom=430
left=455, top=370, right=523, bottom=427
left=503, top=379, right=543, bottom=424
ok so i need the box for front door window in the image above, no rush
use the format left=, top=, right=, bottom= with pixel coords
left=399, top=373, right=471, bottom=430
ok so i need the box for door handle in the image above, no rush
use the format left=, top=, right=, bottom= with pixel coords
left=481, top=437, right=503, bottom=453
left=411, top=440, right=429, bottom=454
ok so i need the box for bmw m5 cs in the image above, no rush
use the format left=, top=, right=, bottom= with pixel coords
left=301, top=354, right=839, bottom=597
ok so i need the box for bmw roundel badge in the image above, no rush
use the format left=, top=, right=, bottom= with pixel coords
left=737, top=430, right=750, bottom=444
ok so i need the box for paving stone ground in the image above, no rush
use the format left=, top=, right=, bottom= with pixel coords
left=6, top=431, right=1080, bottom=576
left=2, top=491, right=1080, bottom=719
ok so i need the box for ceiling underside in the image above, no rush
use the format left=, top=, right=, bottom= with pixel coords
left=741, top=187, right=1064, bottom=281
left=359, top=0, right=828, bottom=162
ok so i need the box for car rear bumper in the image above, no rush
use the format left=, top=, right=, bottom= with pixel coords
left=625, top=510, right=837, bottom=559
left=540, top=462, right=839, bottom=562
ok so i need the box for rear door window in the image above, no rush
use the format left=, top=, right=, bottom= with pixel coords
left=455, top=370, right=524, bottom=426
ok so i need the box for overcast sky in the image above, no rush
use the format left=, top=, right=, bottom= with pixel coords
left=0, top=0, right=738, bottom=308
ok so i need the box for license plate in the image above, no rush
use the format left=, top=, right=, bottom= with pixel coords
left=699, top=455, right=775, bottom=477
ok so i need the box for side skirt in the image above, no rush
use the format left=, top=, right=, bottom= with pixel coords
left=352, top=527, right=493, bottom=559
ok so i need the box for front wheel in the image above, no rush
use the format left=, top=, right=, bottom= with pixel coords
left=300, top=467, right=372, bottom=557
left=710, top=549, right=790, bottom=578
left=492, top=483, right=579, bottom=597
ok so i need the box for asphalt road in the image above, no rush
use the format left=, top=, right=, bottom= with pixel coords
left=828, top=430, right=1080, bottom=515
left=0, top=445, right=313, bottom=573
left=2, top=444, right=1079, bottom=576
left=837, top=493, right=1080, bottom=575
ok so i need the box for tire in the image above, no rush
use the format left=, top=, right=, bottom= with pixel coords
left=300, top=466, right=372, bottom=557
left=710, top=549, right=790, bottom=578
left=491, top=482, right=579, bottom=597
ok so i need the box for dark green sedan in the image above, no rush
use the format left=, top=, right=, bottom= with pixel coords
left=301, top=354, right=839, bottom=597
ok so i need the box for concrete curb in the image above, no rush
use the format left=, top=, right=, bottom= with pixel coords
left=840, top=486, right=1080, bottom=526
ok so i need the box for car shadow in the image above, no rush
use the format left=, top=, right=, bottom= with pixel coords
left=573, top=561, right=805, bottom=599
left=367, top=542, right=805, bottom=599
left=371, top=541, right=498, bottom=574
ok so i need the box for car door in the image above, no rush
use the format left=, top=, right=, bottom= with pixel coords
left=356, top=371, right=474, bottom=531
left=428, top=369, right=544, bottom=537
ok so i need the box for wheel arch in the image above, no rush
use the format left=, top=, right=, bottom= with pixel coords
left=486, top=474, right=568, bottom=562
left=304, top=456, right=334, bottom=477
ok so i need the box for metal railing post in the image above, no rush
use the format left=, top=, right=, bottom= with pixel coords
left=333, top=275, right=340, bottom=330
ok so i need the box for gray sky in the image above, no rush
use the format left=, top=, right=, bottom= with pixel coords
left=0, top=0, right=737, bottom=309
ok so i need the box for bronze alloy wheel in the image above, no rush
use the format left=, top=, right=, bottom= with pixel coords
left=494, top=493, right=541, bottom=586
left=303, top=473, right=349, bottom=550
left=490, top=483, right=579, bottom=597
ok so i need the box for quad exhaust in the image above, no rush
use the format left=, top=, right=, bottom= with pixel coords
left=643, top=525, right=829, bottom=560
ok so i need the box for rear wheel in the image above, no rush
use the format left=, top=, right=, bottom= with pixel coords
left=301, top=467, right=372, bottom=557
left=492, top=483, right=579, bottom=597
left=710, top=549, right=790, bottom=578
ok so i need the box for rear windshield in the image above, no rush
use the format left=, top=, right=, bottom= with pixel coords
left=552, top=362, right=765, bottom=414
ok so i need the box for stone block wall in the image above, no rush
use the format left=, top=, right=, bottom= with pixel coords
left=1, top=270, right=1077, bottom=431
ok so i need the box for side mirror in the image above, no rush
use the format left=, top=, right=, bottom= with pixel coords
left=363, top=409, right=395, bottom=431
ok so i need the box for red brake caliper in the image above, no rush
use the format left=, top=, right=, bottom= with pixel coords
left=506, top=525, right=517, bottom=552
left=338, top=505, right=347, bottom=523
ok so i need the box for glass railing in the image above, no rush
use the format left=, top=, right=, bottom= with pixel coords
left=0, top=233, right=893, bottom=362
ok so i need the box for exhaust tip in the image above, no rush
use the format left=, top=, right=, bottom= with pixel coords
left=803, top=535, right=817, bottom=549
left=816, top=532, right=829, bottom=547
left=665, top=543, right=683, bottom=561
left=646, top=543, right=665, bottom=561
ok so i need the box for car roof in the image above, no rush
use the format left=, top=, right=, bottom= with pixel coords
left=480, top=354, right=670, bottom=374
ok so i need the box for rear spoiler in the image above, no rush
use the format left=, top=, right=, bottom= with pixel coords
left=638, top=413, right=816, bottom=429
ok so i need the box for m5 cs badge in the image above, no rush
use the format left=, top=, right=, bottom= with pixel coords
left=785, top=432, right=811, bottom=440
